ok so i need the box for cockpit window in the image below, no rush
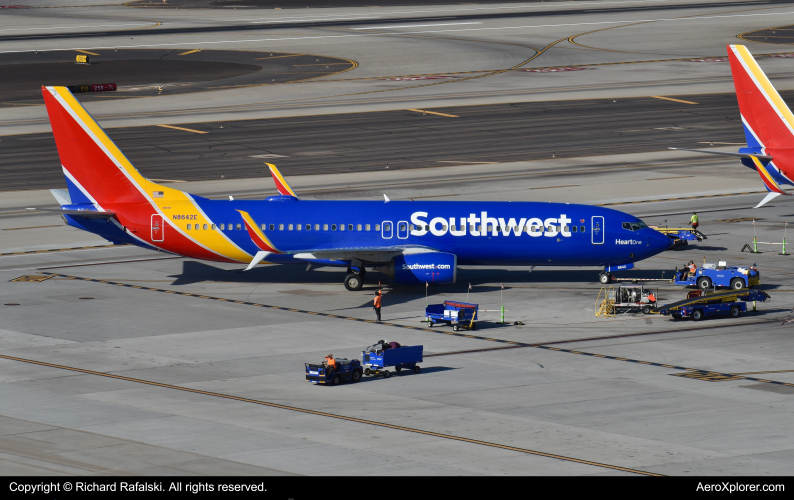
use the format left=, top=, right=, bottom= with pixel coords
left=623, top=221, right=649, bottom=231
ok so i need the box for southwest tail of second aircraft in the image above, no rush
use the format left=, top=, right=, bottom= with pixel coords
left=671, top=44, right=794, bottom=208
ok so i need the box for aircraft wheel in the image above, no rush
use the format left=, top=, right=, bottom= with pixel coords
left=697, top=277, right=712, bottom=290
left=599, top=273, right=611, bottom=284
left=730, top=278, right=745, bottom=290
left=344, top=273, right=364, bottom=291
left=730, top=305, right=740, bottom=318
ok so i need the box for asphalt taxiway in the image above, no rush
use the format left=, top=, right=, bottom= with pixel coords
left=2, top=0, right=794, bottom=477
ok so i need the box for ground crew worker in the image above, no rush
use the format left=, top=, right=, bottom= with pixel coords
left=689, top=261, right=697, bottom=274
left=371, top=290, right=382, bottom=322
left=325, top=354, right=337, bottom=372
left=690, top=212, right=699, bottom=230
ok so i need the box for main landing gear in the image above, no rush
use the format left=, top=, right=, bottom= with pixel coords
left=599, top=272, right=612, bottom=284
left=344, top=266, right=366, bottom=291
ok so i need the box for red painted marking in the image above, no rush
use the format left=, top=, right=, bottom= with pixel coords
left=523, top=67, right=592, bottom=73
left=383, top=75, right=456, bottom=81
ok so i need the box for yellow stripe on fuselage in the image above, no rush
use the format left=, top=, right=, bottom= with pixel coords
left=53, top=87, right=253, bottom=263
left=734, top=45, right=794, bottom=133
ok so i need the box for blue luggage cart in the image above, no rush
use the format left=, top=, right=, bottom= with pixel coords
left=362, top=345, right=423, bottom=378
left=425, top=301, right=478, bottom=330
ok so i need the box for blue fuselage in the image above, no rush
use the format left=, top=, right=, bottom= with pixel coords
left=187, top=198, right=672, bottom=267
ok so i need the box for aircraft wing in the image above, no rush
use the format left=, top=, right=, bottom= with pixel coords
left=289, top=245, right=440, bottom=262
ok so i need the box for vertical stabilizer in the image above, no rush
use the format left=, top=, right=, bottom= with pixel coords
left=41, top=86, right=160, bottom=208
left=728, top=45, right=794, bottom=148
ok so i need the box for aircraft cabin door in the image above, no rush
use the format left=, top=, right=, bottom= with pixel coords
left=151, top=214, right=164, bottom=242
left=591, top=216, right=604, bottom=245
left=382, top=221, right=393, bottom=239
left=397, top=220, right=409, bottom=239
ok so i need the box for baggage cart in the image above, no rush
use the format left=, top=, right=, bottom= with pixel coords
left=362, top=345, right=423, bottom=378
left=425, top=301, right=478, bottom=330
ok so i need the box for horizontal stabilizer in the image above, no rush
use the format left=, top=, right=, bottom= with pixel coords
left=49, top=189, right=71, bottom=206
left=668, top=147, right=773, bottom=160
left=27, top=207, right=116, bottom=218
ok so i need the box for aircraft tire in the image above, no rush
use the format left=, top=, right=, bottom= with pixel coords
left=599, top=273, right=611, bottom=284
left=344, top=273, right=364, bottom=291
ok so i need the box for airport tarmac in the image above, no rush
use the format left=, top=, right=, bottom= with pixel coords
left=2, top=0, right=794, bottom=477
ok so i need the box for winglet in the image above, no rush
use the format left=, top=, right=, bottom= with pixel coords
left=750, top=155, right=790, bottom=207
left=267, top=163, right=299, bottom=198
left=236, top=209, right=281, bottom=254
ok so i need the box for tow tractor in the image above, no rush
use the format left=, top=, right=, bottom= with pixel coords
left=305, top=358, right=363, bottom=385
left=652, top=288, right=770, bottom=321
left=674, top=261, right=760, bottom=290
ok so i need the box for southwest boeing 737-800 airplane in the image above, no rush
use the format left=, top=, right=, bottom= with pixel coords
left=39, top=85, right=672, bottom=291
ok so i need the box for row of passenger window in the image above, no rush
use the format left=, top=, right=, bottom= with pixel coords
left=184, top=222, right=588, bottom=233
left=185, top=223, right=382, bottom=231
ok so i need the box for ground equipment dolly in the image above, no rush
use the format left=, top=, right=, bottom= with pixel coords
left=362, top=345, right=423, bottom=378
left=426, top=301, right=478, bottom=330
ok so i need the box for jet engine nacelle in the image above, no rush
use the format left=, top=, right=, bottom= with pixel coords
left=378, top=252, right=457, bottom=284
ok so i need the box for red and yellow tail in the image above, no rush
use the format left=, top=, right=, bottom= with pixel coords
left=42, top=86, right=162, bottom=209
left=728, top=45, right=794, bottom=149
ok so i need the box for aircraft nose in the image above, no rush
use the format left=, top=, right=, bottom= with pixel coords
left=649, top=230, right=673, bottom=253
